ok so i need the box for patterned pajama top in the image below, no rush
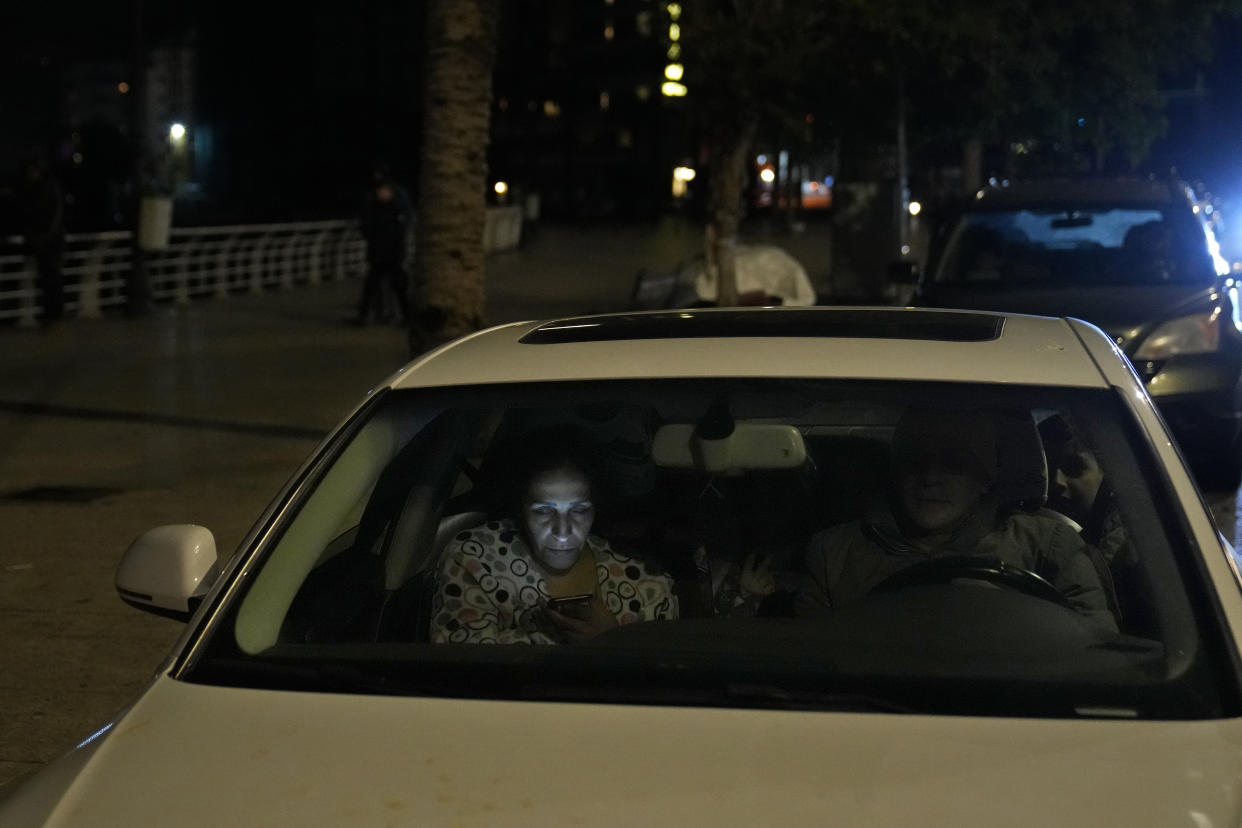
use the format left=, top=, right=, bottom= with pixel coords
left=431, top=519, right=678, bottom=644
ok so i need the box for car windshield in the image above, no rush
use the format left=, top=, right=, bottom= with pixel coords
left=933, top=207, right=1219, bottom=286
left=187, top=378, right=1234, bottom=720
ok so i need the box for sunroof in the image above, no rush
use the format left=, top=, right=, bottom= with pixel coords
left=520, top=309, right=1004, bottom=344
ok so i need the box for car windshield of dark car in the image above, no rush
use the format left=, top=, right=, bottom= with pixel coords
left=188, top=379, right=1236, bottom=720
left=934, top=207, right=1219, bottom=286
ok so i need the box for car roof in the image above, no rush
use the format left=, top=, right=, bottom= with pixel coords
left=971, top=177, right=1181, bottom=209
left=388, top=307, right=1111, bottom=390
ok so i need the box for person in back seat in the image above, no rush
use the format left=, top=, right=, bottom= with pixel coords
left=1038, top=415, right=1133, bottom=569
left=431, top=427, right=677, bottom=644
left=1039, top=414, right=1143, bottom=631
left=796, top=407, right=1117, bottom=632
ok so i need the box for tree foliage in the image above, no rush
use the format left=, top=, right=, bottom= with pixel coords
left=832, top=0, right=1241, bottom=169
left=683, top=0, right=832, bottom=304
left=689, top=0, right=1239, bottom=184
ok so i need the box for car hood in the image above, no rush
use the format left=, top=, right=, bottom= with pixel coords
left=8, top=675, right=1242, bottom=827
left=918, top=282, right=1217, bottom=338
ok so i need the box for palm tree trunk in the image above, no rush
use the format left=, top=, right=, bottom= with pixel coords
left=708, top=118, right=758, bottom=307
left=415, top=0, right=500, bottom=341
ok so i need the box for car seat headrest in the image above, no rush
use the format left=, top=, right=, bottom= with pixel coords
left=991, top=410, right=1048, bottom=510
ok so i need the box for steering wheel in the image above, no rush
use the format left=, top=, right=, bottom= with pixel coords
left=870, top=555, right=1075, bottom=610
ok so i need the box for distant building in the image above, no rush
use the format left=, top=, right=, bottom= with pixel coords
left=490, top=0, right=691, bottom=219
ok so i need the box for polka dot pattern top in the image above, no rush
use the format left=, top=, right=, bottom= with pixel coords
left=431, top=519, right=678, bottom=644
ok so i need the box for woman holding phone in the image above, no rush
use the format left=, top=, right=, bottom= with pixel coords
left=431, top=428, right=678, bottom=644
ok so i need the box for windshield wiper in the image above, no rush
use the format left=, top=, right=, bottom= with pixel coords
left=193, top=658, right=400, bottom=694
left=503, top=676, right=919, bottom=712
left=723, top=683, right=919, bottom=713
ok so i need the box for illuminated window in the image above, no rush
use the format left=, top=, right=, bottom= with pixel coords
left=117, top=81, right=130, bottom=94
left=667, top=2, right=682, bottom=20
left=604, top=24, right=615, bottom=40
left=669, top=23, right=680, bottom=40
left=600, top=91, right=611, bottom=110
left=661, top=81, right=687, bottom=97
left=664, top=63, right=684, bottom=81
left=667, top=43, right=681, bottom=60
left=543, top=100, right=561, bottom=117
left=637, top=11, right=653, bottom=36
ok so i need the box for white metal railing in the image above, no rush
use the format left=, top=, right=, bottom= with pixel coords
left=1, top=207, right=524, bottom=326
left=0, top=220, right=367, bottom=326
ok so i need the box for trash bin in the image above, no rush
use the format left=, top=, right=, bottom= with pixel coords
left=138, top=196, right=173, bottom=250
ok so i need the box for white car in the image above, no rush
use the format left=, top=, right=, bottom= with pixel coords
left=5, top=307, right=1242, bottom=826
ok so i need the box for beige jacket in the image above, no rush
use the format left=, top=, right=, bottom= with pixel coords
left=798, top=502, right=1118, bottom=632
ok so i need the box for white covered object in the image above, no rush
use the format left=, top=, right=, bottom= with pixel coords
left=694, top=244, right=816, bottom=306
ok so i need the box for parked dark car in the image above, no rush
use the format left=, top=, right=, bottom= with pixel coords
left=907, top=177, right=1242, bottom=487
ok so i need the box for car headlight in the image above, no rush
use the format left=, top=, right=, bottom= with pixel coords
left=1133, top=311, right=1220, bottom=359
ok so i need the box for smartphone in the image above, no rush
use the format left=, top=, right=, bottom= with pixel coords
left=547, top=594, right=593, bottom=616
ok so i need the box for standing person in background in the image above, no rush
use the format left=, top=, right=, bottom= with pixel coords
left=354, top=160, right=414, bottom=326
left=19, top=154, right=66, bottom=326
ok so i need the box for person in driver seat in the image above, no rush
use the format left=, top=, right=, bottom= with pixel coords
left=432, top=427, right=678, bottom=644
left=796, top=407, right=1117, bottom=632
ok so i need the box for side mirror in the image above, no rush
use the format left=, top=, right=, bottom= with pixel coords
left=116, top=525, right=220, bottom=621
left=888, top=260, right=920, bottom=284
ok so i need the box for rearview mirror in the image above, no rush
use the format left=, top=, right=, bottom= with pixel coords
left=116, top=525, right=220, bottom=621
left=652, top=423, right=806, bottom=473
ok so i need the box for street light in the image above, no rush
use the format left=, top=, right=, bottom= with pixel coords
left=169, top=122, right=187, bottom=144
left=672, top=166, right=696, bottom=198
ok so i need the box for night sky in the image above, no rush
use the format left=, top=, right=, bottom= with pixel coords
left=5, top=2, right=1242, bottom=227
